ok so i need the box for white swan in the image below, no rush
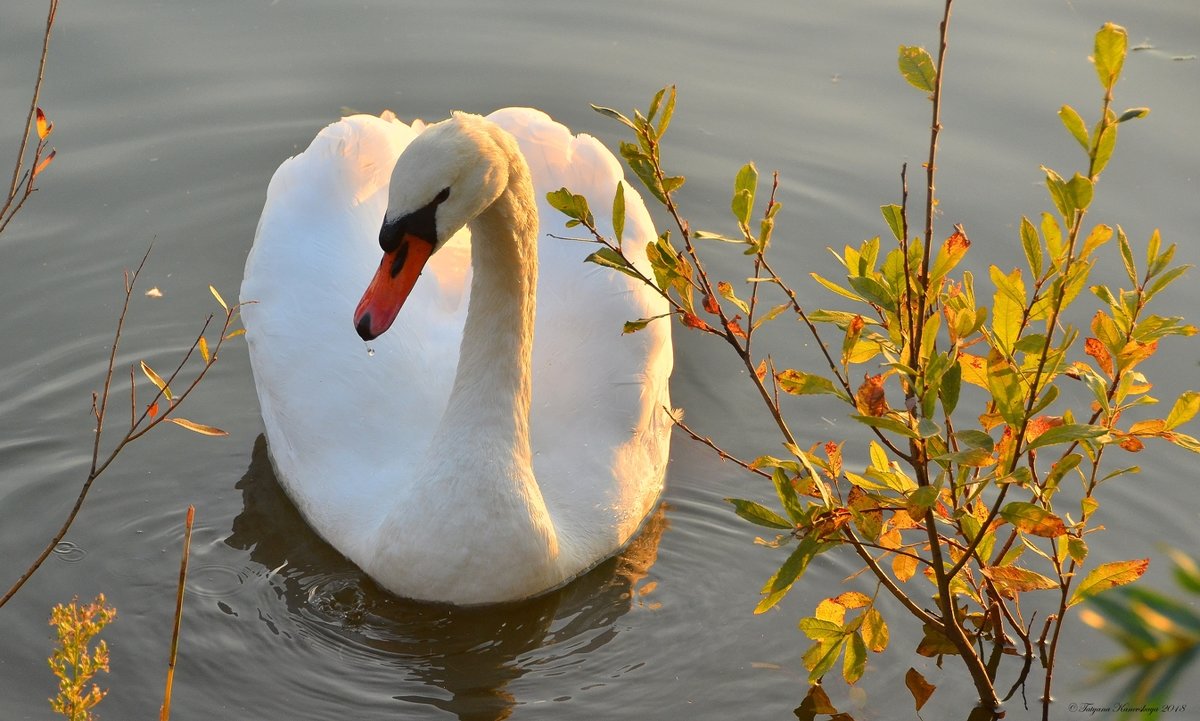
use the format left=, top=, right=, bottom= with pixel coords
left=241, top=108, right=673, bottom=604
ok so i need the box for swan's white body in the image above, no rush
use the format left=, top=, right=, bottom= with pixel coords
left=241, top=108, right=672, bottom=604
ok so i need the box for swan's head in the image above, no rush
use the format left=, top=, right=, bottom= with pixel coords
left=354, top=113, right=511, bottom=341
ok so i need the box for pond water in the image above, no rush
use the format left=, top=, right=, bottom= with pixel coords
left=2, top=1, right=1198, bottom=719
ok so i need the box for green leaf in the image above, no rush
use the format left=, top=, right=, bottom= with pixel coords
left=773, top=468, right=806, bottom=524
left=655, top=86, right=676, bottom=137
left=1146, top=264, right=1191, bottom=302
left=584, top=248, right=640, bottom=280
left=852, top=414, right=919, bottom=439
left=611, top=182, right=625, bottom=245
left=1069, top=558, right=1149, bottom=608
left=756, top=538, right=831, bottom=614
left=546, top=188, right=594, bottom=227
left=986, top=358, right=1025, bottom=428
left=810, top=272, right=866, bottom=302
left=590, top=104, right=636, bottom=130
left=843, top=632, right=867, bottom=684
left=798, top=617, right=845, bottom=641
left=1094, top=22, right=1129, bottom=91
left=906, top=485, right=939, bottom=518
left=622, top=315, right=667, bottom=334
left=1025, top=423, right=1108, bottom=451
left=898, top=45, right=937, bottom=92
left=1117, top=107, right=1149, bottom=123
left=1019, top=216, right=1043, bottom=277
left=1166, top=392, right=1200, bottom=430
left=989, top=266, right=1025, bottom=356
left=1000, top=502, right=1067, bottom=538
left=726, top=498, right=793, bottom=530
left=777, top=369, right=842, bottom=398
left=1058, top=105, right=1090, bottom=150
left=940, top=360, right=962, bottom=415
left=1093, top=121, right=1118, bottom=177
left=880, top=204, right=904, bottom=242
left=732, top=163, right=758, bottom=228
left=1068, top=537, right=1089, bottom=563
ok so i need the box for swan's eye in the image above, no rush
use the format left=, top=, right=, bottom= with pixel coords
left=433, top=187, right=451, bottom=204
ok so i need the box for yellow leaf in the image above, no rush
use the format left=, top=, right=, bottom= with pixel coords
left=199, top=336, right=210, bottom=364
left=893, top=553, right=918, bottom=582
left=168, top=418, right=229, bottom=437
left=36, top=107, right=50, bottom=140
left=140, top=360, right=173, bottom=401
left=1068, top=558, right=1149, bottom=607
left=223, top=328, right=245, bottom=341
left=209, top=285, right=228, bottom=310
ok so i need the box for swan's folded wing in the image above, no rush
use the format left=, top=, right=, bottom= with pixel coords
left=489, top=108, right=674, bottom=566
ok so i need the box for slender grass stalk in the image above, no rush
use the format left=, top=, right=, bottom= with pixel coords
left=161, top=505, right=195, bottom=721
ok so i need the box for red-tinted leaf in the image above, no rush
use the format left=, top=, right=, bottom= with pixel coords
left=855, top=373, right=888, bottom=417
left=147, top=401, right=159, bottom=419
left=702, top=293, right=719, bottom=315
left=36, top=107, right=50, bottom=140
left=681, top=312, right=713, bottom=331
left=1085, top=337, right=1114, bottom=377
left=1000, top=502, right=1067, bottom=538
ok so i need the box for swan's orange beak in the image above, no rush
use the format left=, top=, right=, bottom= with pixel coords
left=353, top=234, right=435, bottom=341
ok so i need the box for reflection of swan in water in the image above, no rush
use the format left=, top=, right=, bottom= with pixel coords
left=224, top=435, right=668, bottom=720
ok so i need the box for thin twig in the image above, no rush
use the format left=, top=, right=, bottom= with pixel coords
left=161, top=505, right=194, bottom=721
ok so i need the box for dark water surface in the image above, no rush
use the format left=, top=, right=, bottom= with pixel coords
left=2, top=1, right=1198, bottom=719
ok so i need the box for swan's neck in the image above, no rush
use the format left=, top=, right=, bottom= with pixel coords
left=437, top=168, right=540, bottom=467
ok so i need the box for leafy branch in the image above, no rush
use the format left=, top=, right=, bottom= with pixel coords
left=552, top=8, right=1196, bottom=719
left=0, top=248, right=241, bottom=608
left=1, top=0, right=58, bottom=236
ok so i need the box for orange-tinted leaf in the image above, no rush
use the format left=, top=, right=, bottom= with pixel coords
left=1000, top=502, right=1067, bottom=538
left=981, top=565, right=1058, bottom=597
left=199, top=336, right=211, bottom=364
left=1117, top=339, right=1158, bottom=373
left=1085, top=337, right=1114, bottom=377
left=824, top=441, right=844, bottom=481
left=169, top=418, right=229, bottom=437
left=833, top=591, right=872, bottom=610
left=1117, top=434, right=1145, bottom=452
left=855, top=373, right=888, bottom=416
left=36, top=107, right=50, bottom=139
left=147, top=401, right=159, bottom=419
left=728, top=315, right=748, bottom=339
left=849, top=314, right=866, bottom=335
left=702, top=293, right=719, bottom=315
left=1026, top=416, right=1064, bottom=444
left=1068, top=558, right=1149, bottom=607
left=1129, top=419, right=1167, bottom=436
left=33, top=149, right=55, bottom=177
left=681, top=312, right=712, bottom=331
left=905, top=667, right=936, bottom=711
left=893, top=553, right=918, bottom=582
left=754, top=358, right=767, bottom=381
